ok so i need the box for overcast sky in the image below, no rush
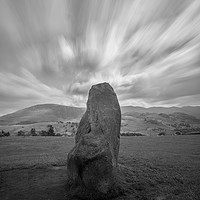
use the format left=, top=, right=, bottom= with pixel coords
left=0, top=0, right=200, bottom=115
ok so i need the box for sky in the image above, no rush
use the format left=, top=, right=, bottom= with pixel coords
left=0, top=0, right=200, bottom=116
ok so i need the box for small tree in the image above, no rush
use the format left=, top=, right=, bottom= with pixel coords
left=17, top=130, right=25, bottom=136
left=4, top=131, right=10, bottom=136
left=30, top=128, right=37, bottom=136
left=158, top=132, right=166, bottom=136
left=47, top=125, right=55, bottom=136
left=39, top=130, right=48, bottom=136
left=0, top=131, right=3, bottom=137
left=0, top=130, right=9, bottom=137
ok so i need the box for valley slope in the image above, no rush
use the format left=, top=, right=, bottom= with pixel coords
left=0, top=104, right=200, bottom=136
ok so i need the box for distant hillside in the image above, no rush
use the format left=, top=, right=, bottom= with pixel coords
left=0, top=104, right=85, bottom=125
left=0, top=104, right=200, bottom=126
left=121, top=111, right=200, bottom=135
left=121, top=106, right=200, bottom=119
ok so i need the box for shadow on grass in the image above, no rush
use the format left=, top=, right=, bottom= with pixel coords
left=1, top=158, right=199, bottom=200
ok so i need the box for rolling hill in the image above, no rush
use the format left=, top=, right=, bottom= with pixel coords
left=0, top=104, right=85, bottom=125
left=121, top=111, right=200, bottom=135
left=0, top=104, right=200, bottom=136
left=0, top=104, right=200, bottom=131
left=121, top=106, right=200, bottom=119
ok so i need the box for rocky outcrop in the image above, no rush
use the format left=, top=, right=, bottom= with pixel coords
left=67, top=82, right=121, bottom=199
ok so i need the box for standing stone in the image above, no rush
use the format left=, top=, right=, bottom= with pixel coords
left=67, top=82, right=121, bottom=199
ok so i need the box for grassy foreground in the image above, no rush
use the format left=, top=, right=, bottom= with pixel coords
left=0, top=135, right=200, bottom=200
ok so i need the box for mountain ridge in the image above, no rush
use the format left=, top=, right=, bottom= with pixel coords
left=121, top=105, right=200, bottom=119
left=0, top=104, right=200, bottom=125
left=0, top=104, right=85, bottom=125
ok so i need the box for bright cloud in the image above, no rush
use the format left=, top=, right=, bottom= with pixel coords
left=0, top=0, right=200, bottom=115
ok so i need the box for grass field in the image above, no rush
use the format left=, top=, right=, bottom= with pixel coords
left=0, top=135, right=200, bottom=200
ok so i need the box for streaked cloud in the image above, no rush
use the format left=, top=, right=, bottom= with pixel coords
left=0, top=0, right=200, bottom=115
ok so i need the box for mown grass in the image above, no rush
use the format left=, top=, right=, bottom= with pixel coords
left=0, top=135, right=200, bottom=200
left=0, top=137, right=74, bottom=170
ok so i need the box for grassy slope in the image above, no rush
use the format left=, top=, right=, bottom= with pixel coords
left=1, top=111, right=200, bottom=137
left=1, top=104, right=200, bottom=126
left=121, top=112, right=200, bottom=135
left=121, top=106, right=200, bottom=119
left=0, top=104, right=85, bottom=125
left=0, top=136, right=200, bottom=200
left=0, top=122, right=77, bottom=136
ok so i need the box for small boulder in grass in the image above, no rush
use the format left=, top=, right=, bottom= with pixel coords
left=66, top=82, right=121, bottom=199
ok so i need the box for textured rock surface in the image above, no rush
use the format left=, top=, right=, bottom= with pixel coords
left=67, top=82, right=121, bottom=199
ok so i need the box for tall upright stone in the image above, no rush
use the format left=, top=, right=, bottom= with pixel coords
left=67, top=82, right=121, bottom=199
